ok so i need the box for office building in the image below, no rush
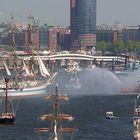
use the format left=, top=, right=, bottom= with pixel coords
left=70, top=0, right=96, bottom=51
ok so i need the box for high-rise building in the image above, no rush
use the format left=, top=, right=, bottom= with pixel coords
left=49, top=27, right=70, bottom=52
left=39, top=24, right=49, bottom=50
left=70, top=0, right=96, bottom=51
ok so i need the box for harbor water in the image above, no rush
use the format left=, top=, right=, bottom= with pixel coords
left=0, top=94, right=135, bottom=140
left=0, top=67, right=139, bottom=140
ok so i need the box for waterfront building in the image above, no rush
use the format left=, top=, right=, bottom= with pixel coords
left=96, top=25, right=121, bottom=42
left=57, top=27, right=71, bottom=51
left=49, top=27, right=70, bottom=52
left=70, top=0, right=96, bottom=51
left=96, top=24, right=140, bottom=44
left=26, top=25, right=40, bottom=51
left=96, top=25, right=114, bottom=42
left=1, top=31, right=25, bottom=47
left=0, top=28, right=39, bottom=51
left=14, top=31, right=26, bottom=47
left=122, top=26, right=140, bottom=42
left=31, top=30, right=39, bottom=50
left=39, top=24, right=49, bottom=50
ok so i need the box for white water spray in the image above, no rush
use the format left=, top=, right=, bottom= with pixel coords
left=55, top=67, right=123, bottom=95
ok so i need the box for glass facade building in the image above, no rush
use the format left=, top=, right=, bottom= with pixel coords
left=70, top=0, right=96, bottom=50
left=39, top=24, right=49, bottom=50
left=77, top=0, right=96, bottom=34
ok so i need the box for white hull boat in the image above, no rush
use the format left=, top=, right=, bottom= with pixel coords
left=0, top=73, right=57, bottom=98
left=0, top=82, right=47, bottom=98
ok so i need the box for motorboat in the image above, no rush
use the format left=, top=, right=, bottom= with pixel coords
left=106, top=111, right=114, bottom=119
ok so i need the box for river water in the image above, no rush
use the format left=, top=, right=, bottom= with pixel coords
left=0, top=67, right=139, bottom=140
left=0, top=94, right=135, bottom=140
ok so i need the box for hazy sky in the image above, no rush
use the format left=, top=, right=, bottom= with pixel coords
left=0, top=0, right=140, bottom=26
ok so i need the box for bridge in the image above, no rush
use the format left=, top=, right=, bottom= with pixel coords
left=19, top=53, right=127, bottom=63
left=0, top=53, right=129, bottom=71
left=17, top=53, right=128, bottom=70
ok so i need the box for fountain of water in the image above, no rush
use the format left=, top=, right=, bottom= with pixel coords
left=54, top=67, right=123, bottom=96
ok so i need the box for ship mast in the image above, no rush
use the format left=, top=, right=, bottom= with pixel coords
left=53, top=86, right=61, bottom=140
left=5, top=78, right=9, bottom=113
left=28, top=13, right=35, bottom=80
left=54, top=86, right=59, bottom=122
left=34, top=86, right=78, bottom=140
left=11, top=14, right=18, bottom=87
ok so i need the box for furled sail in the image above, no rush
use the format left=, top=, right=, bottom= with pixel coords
left=38, top=61, right=47, bottom=77
left=45, top=94, right=69, bottom=101
left=3, top=61, right=11, bottom=76
left=22, top=59, right=31, bottom=76
left=34, top=127, right=51, bottom=133
left=38, top=56, right=50, bottom=77
left=57, top=127, right=78, bottom=132
left=40, top=114, right=74, bottom=121
left=34, top=127, right=78, bottom=133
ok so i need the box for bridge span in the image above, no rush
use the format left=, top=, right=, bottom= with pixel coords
left=20, top=53, right=127, bottom=63
left=0, top=53, right=130, bottom=71
left=17, top=53, right=129, bottom=70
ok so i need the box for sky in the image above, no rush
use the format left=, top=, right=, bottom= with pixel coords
left=0, top=0, right=140, bottom=26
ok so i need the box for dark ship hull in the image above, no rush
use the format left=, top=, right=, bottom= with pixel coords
left=0, top=118, right=15, bottom=124
left=0, top=113, right=16, bottom=125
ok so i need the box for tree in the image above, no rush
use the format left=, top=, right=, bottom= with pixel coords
left=127, top=40, right=134, bottom=53
left=96, top=41, right=107, bottom=55
left=117, top=40, right=125, bottom=54
left=135, top=41, right=140, bottom=54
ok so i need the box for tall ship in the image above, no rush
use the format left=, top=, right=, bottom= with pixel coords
left=0, top=78, right=16, bottom=124
left=0, top=15, right=56, bottom=98
left=34, top=86, right=78, bottom=140
left=0, top=70, right=56, bottom=98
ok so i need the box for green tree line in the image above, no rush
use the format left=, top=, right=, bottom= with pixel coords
left=96, top=40, right=140, bottom=55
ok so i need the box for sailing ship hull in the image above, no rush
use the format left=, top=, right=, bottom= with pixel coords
left=0, top=113, right=16, bottom=125
left=0, top=73, right=57, bottom=98
left=0, top=84, right=47, bottom=98
left=0, top=118, right=15, bottom=124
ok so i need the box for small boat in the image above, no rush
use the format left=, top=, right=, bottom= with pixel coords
left=34, top=86, right=78, bottom=139
left=106, top=111, right=114, bottom=119
left=0, top=78, right=16, bottom=125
